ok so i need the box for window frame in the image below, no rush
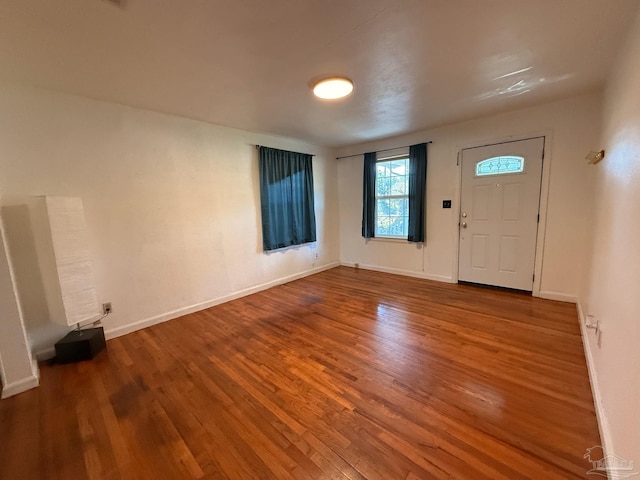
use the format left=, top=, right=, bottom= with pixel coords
left=374, top=154, right=410, bottom=239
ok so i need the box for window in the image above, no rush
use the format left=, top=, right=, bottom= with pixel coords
left=258, top=147, right=316, bottom=251
left=362, top=143, right=427, bottom=242
left=375, top=157, right=409, bottom=238
left=476, top=155, right=525, bottom=176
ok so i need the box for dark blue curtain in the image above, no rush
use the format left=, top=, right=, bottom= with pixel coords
left=408, top=143, right=428, bottom=243
left=259, top=147, right=316, bottom=251
left=361, top=152, right=377, bottom=238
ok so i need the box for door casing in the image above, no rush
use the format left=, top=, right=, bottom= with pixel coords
left=451, top=131, right=553, bottom=298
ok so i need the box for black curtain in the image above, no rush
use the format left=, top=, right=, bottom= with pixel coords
left=259, top=147, right=316, bottom=251
left=361, top=151, right=377, bottom=238
left=407, top=143, right=428, bottom=243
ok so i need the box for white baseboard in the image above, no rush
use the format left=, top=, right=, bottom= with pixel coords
left=576, top=301, right=614, bottom=464
left=104, top=262, right=340, bottom=341
left=537, top=290, right=577, bottom=303
left=34, top=347, right=56, bottom=362
left=340, top=261, right=455, bottom=284
left=1, top=362, right=39, bottom=399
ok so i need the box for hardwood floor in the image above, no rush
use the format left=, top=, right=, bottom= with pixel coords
left=0, top=267, right=600, bottom=479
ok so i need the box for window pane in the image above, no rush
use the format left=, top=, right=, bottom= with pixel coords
left=377, top=163, right=390, bottom=177
left=376, top=177, right=390, bottom=196
left=388, top=217, right=406, bottom=237
left=476, top=156, right=524, bottom=176
left=388, top=198, right=405, bottom=216
left=376, top=199, right=390, bottom=216
left=391, top=160, right=407, bottom=176
left=390, top=175, right=407, bottom=195
left=376, top=217, right=390, bottom=236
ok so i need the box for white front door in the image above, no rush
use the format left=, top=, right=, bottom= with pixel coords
left=458, top=137, right=544, bottom=291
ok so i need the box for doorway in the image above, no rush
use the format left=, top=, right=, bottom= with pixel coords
left=458, top=137, right=544, bottom=291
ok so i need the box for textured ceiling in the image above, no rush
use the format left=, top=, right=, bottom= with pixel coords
left=0, top=0, right=637, bottom=147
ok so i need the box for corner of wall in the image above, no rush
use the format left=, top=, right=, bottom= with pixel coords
left=576, top=301, right=614, bottom=458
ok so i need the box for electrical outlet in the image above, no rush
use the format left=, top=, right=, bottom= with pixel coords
left=102, top=302, right=112, bottom=315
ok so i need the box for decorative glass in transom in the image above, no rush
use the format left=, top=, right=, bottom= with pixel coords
left=475, top=156, right=525, bottom=176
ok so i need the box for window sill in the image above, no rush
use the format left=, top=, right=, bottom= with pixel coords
left=368, top=236, right=409, bottom=244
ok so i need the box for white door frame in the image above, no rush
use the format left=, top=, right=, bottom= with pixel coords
left=451, top=130, right=553, bottom=298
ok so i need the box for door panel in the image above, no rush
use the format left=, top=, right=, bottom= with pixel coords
left=502, top=183, right=522, bottom=221
left=472, top=186, right=490, bottom=221
left=499, top=236, right=518, bottom=272
left=458, top=137, right=544, bottom=291
left=471, top=234, right=489, bottom=269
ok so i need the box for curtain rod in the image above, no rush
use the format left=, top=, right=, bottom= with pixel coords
left=255, top=145, right=316, bottom=157
left=335, top=141, right=432, bottom=160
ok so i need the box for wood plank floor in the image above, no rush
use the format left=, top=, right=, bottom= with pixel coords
left=0, top=267, right=600, bottom=479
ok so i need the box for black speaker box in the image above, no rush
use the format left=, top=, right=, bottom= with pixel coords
left=54, top=327, right=106, bottom=363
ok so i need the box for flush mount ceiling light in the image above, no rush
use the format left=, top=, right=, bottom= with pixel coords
left=312, top=77, right=354, bottom=100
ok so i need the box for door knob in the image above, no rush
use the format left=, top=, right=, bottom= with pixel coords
left=461, top=222, right=467, bottom=228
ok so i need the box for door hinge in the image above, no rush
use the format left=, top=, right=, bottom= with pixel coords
left=533, top=273, right=535, bottom=282
left=457, top=151, right=460, bottom=166
left=537, top=214, right=540, bottom=223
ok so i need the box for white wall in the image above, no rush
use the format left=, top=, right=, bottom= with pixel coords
left=579, top=7, right=640, bottom=464
left=337, top=93, right=602, bottom=300
left=0, top=83, right=340, bottom=355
